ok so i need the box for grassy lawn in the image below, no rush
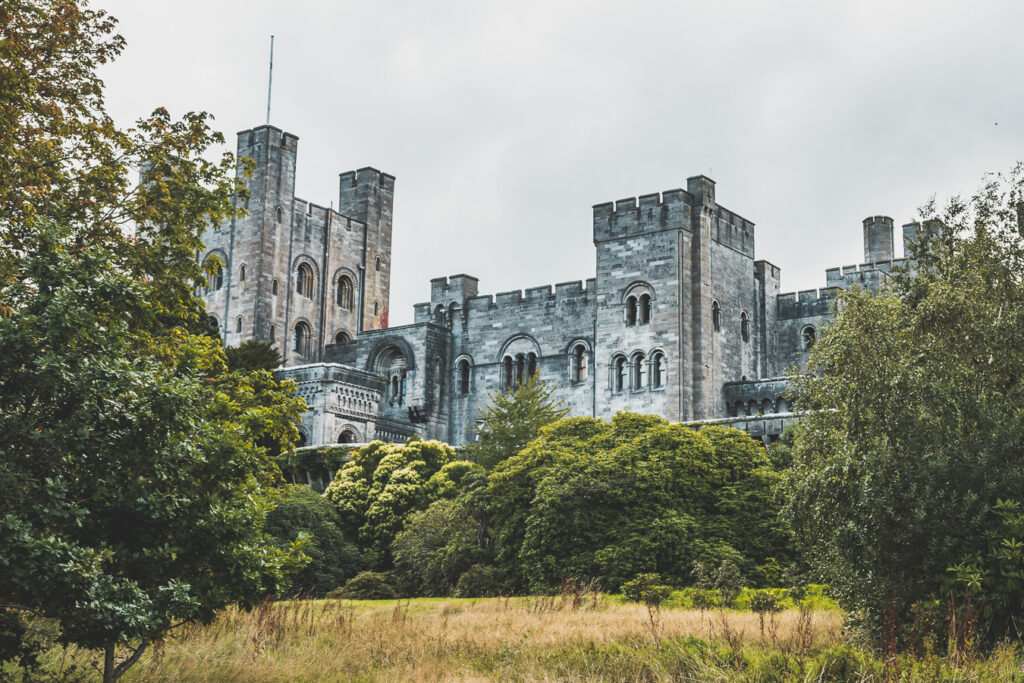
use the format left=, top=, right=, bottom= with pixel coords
left=12, top=595, right=1023, bottom=681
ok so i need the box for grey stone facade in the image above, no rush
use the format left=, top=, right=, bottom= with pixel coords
left=201, top=125, right=913, bottom=447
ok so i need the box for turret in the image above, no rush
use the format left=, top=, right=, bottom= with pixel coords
left=863, top=215, right=894, bottom=263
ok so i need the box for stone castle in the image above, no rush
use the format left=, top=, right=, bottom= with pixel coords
left=201, top=124, right=916, bottom=449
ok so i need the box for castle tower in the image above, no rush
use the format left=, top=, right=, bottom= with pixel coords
left=198, top=126, right=395, bottom=366
left=863, top=215, right=895, bottom=263
left=339, top=168, right=395, bottom=332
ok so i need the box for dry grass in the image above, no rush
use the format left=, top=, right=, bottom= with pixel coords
left=97, top=597, right=843, bottom=682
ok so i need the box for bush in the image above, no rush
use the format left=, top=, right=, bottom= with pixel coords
left=453, top=565, right=503, bottom=597
left=621, top=573, right=672, bottom=606
left=330, top=571, right=396, bottom=600
left=264, top=485, right=361, bottom=597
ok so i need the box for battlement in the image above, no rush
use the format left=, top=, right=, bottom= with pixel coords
left=777, top=287, right=840, bottom=319
left=419, top=277, right=596, bottom=317
left=339, top=166, right=396, bottom=195
left=593, top=188, right=691, bottom=242
left=236, top=125, right=299, bottom=156
left=824, top=258, right=905, bottom=292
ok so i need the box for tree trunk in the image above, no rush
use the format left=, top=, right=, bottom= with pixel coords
left=103, top=643, right=116, bottom=683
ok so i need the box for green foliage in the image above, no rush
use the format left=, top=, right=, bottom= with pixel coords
left=331, top=571, right=397, bottom=600
left=786, top=165, right=1024, bottom=647
left=621, top=573, right=672, bottom=606
left=393, top=498, right=492, bottom=597
left=323, top=440, right=457, bottom=565
left=226, top=339, right=283, bottom=372
left=454, top=565, right=504, bottom=598
left=463, top=376, right=569, bottom=470
left=264, top=486, right=362, bottom=597
left=0, top=3, right=304, bottom=678
left=713, top=560, right=744, bottom=608
left=747, top=589, right=782, bottom=616
left=947, top=499, right=1024, bottom=644
left=488, top=413, right=791, bottom=593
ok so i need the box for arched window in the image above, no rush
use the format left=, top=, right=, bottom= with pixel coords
left=740, top=311, right=750, bottom=343
left=335, top=331, right=351, bottom=344
left=631, top=352, right=647, bottom=390
left=337, top=276, right=354, bottom=310
left=276, top=206, right=283, bottom=223
left=269, top=324, right=275, bottom=340
left=626, top=296, right=638, bottom=326
left=296, top=263, right=314, bottom=299
left=762, top=398, right=773, bottom=414
left=514, top=353, right=526, bottom=387
left=375, top=256, right=382, bottom=271
left=208, top=315, right=219, bottom=334
left=503, top=356, right=513, bottom=390
left=434, top=304, right=446, bottom=325
left=802, top=325, right=816, bottom=351
left=235, top=316, right=242, bottom=333
left=712, top=300, right=721, bottom=332
left=239, top=265, right=246, bottom=281
left=339, top=429, right=357, bottom=444
left=457, top=359, right=471, bottom=394
left=293, top=322, right=311, bottom=357
left=272, top=279, right=279, bottom=295
left=613, top=356, right=626, bottom=392
left=202, top=257, right=224, bottom=293
left=638, top=294, right=651, bottom=325
left=296, top=429, right=308, bottom=447
left=373, top=300, right=380, bottom=316
left=527, top=352, right=537, bottom=381
left=570, top=343, right=587, bottom=383
left=650, top=351, right=665, bottom=388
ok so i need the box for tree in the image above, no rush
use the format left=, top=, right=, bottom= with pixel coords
left=463, top=376, right=568, bottom=469
left=0, top=3, right=304, bottom=679
left=393, top=497, right=491, bottom=597
left=264, top=485, right=362, bottom=597
left=785, top=164, right=1024, bottom=647
left=488, top=413, right=789, bottom=592
left=226, top=339, right=283, bottom=372
left=0, top=222, right=305, bottom=680
left=323, top=439, right=457, bottom=566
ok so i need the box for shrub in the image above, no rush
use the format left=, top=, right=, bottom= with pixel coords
left=264, top=485, right=361, bottom=597
left=453, top=565, right=503, bottom=597
left=622, top=573, right=672, bottom=606
left=331, top=571, right=396, bottom=600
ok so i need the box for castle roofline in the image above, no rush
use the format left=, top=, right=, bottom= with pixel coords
left=236, top=124, right=299, bottom=141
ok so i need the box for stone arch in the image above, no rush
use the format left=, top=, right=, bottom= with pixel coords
left=291, top=317, right=313, bottom=358
left=365, top=337, right=417, bottom=374
left=619, top=280, right=656, bottom=304
left=291, top=254, right=320, bottom=281
left=454, top=353, right=474, bottom=395
left=337, top=424, right=361, bottom=443
left=497, top=333, right=542, bottom=363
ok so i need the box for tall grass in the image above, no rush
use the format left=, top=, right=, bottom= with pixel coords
left=19, top=597, right=1024, bottom=681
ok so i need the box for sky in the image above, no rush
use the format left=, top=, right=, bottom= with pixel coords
left=97, top=0, right=1024, bottom=326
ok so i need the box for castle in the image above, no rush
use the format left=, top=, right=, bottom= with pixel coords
left=200, top=124, right=917, bottom=453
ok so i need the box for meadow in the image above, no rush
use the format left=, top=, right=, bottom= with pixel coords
left=21, top=594, right=1023, bottom=682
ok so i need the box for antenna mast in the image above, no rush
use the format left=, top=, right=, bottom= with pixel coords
left=266, top=35, right=274, bottom=125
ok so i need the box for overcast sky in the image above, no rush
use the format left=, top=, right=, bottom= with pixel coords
left=98, top=0, right=1024, bottom=325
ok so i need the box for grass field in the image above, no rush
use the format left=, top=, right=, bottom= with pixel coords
left=17, top=596, right=1024, bottom=681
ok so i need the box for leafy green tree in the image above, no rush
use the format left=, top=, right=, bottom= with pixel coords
left=0, top=3, right=304, bottom=679
left=226, top=339, right=283, bottom=372
left=464, top=376, right=568, bottom=469
left=323, top=440, right=457, bottom=565
left=785, top=164, right=1024, bottom=647
left=488, top=413, right=789, bottom=592
left=393, top=497, right=492, bottom=596
left=264, top=485, right=362, bottom=597
left=0, top=222, right=305, bottom=680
